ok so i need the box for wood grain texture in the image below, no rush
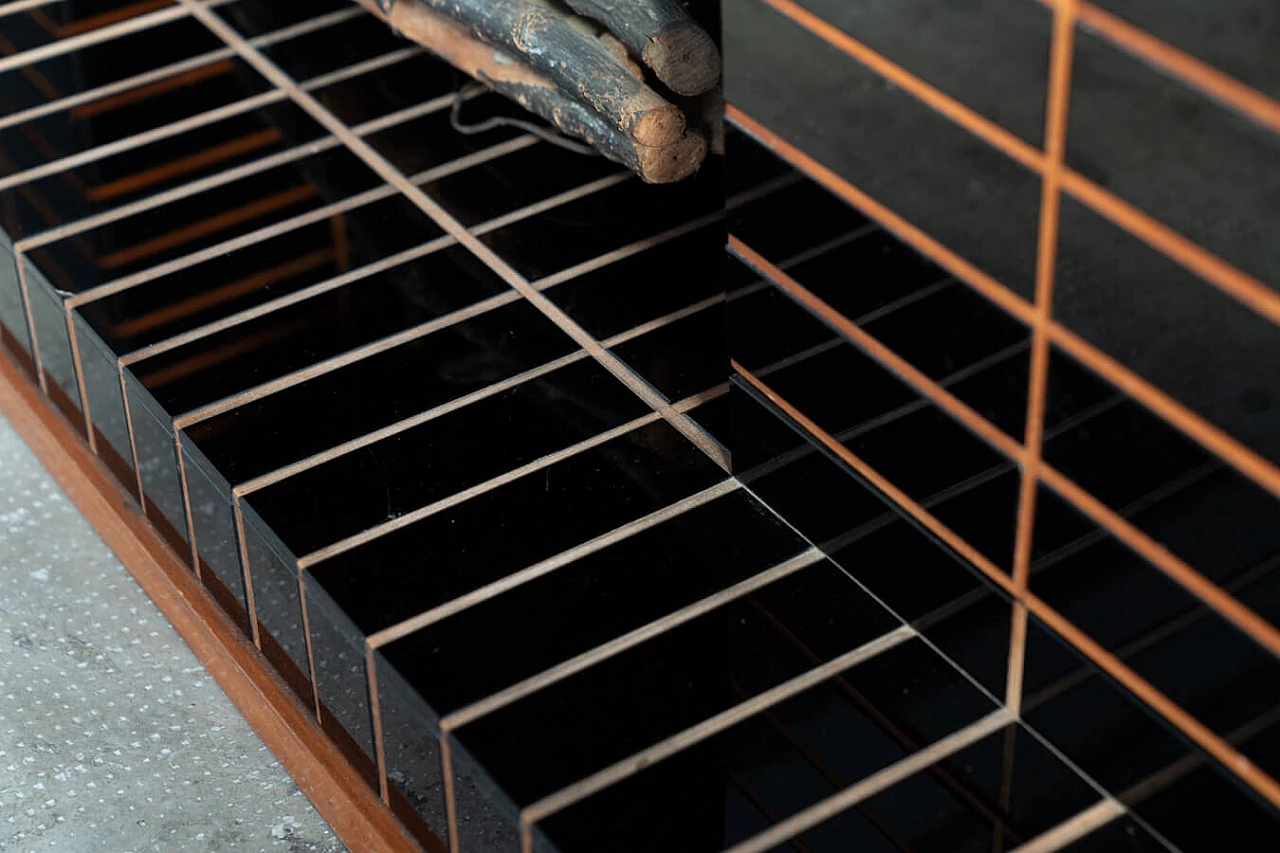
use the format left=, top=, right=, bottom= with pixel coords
left=563, top=0, right=721, bottom=95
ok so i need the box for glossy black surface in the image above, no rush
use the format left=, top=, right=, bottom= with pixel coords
left=1054, top=195, right=1280, bottom=467
left=1067, top=28, right=1280, bottom=298
left=543, top=693, right=1081, bottom=853
left=726, top=0, right=1043, bottom=301
left=546, top=222, right=723, bottom=340
left=610, top=301, right=725, bottom=402
left=1023, top=617, right=1280, bottom=853
left=1061, top=817, right=1176, bottom=853
left=451, top=567, right=918, bottom=807
left=247, top=357, right=652, bottom=556
left=130, top=240, right=510, bottom=414
left=312, top=420, right=726, bottom=635
left=792, top=0, right=1053, bottom=147
left=3, top=1, right=1279, bottom=850
left=188, top=299, right=576, bottom=484
left=1088, top=0, right=1279, bottom=103
left=76, top=151, right=419, bottom=346
left=382, top=490, right=804, bottom=712
left=476, top=173, right=721, bottom=282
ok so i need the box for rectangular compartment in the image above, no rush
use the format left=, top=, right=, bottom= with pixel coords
left=122, top=368, right=189, bottom=558
left=73, top=312, right=135, bottom=493
left=182, top=437, right=250, bottom=631
left=0, top=228, right=32, bottom=367
left=241, top=502, right=314, bottom=707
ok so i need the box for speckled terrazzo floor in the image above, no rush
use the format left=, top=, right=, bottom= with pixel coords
left=0, top=414, right=345, bottom=853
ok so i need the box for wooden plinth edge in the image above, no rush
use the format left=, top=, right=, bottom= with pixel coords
left=0, top=350, right=424, bottom=853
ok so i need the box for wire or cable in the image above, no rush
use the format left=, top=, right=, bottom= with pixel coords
left=449, top=83, right=601, bottom=157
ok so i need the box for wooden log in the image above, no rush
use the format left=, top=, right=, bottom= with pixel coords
left=397, top=0, right=688, bottom=148
left=562, top=0, right=721, bottom=96
left=667, top=85, right=724, bottom=159
left=597, top=31, right=645, bottom=80
left=359, top=0, right=707, bottom=183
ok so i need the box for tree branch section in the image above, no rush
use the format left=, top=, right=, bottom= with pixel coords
left=357, top=0, right=720, bottom=183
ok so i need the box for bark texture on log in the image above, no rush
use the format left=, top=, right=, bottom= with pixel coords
left=562, top=0, right=721, bottom=95
left=414, top=0, right=687, bottom=147
left=359, top=0, right=708, bottom=183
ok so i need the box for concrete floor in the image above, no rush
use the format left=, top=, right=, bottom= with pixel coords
left=0, top=415, right=345, bottom=853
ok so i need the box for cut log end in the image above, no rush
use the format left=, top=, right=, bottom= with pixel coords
left=631, top=103, right=687, bottom=149
left=644, top=21, right=722, bottom=97
left=637, top=131, right=708, bottom=184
